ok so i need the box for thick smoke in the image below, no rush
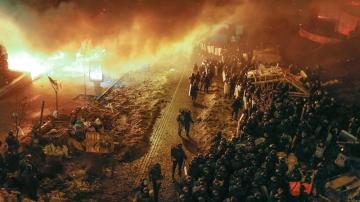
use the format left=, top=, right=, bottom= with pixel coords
left=0, top=0, right=245, bottom=75
left=1, top=0, right=316, bottom=75
left=1, top=0, right=240, bottom=52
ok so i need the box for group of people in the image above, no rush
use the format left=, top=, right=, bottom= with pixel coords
left=0, top=131, right=39, bottom=200
left=133, top=144, right=188, bottom=202
left=134, top=108, right=192, bottom=202
left=174, top=51, right=360, bottom=201
left=188, top=61, right=217, bottom=104
left=0, top=105, right=113, bottom=200
left=177, top=110, right=194, bottom=137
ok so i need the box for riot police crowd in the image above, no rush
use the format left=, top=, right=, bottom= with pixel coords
left=174, top=52, right=360, bottom=202
left=131, top=50, right=360, bottom=201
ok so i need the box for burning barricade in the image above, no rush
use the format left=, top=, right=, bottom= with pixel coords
left=35, top=105, right=115, bottom=155
left=0, top=72, right=169, bottom=200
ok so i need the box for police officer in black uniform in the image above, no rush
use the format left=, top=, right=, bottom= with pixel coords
left=171, top=144, right=187, bottom=181
left=6, top=130, right=19, bottom=153
left=183, top=111, right=194, bottom=137
left=148, top=163, right=163, bottom=202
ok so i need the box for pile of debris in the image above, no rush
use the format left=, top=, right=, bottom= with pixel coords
left=98, top=78, right=169, bottom=160
left=26, top=77, right=169, bottom=160
left=4, top=74, right=171, bottom=201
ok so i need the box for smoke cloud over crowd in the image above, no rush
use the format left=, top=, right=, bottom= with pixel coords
left=2, top=0, right=236, bottom=51
left=0, top=0, right=246, bottom=75
left=0, top=0, right=319, bottom=76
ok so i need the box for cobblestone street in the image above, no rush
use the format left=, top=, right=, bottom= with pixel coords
left=100, top=68, right=200, bottom=201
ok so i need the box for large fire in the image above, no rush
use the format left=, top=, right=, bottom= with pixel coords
left=1, top=13, right=204, bottom=79
left=4, top=29, right=206, bottom=80
left=1, top=18, right=211, bottom=80
left=0, top=0, right=244, bottom=79
left=7, top=45, right=107, bottom=80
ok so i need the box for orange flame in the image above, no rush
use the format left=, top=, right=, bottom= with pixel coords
left=1, top=1, right=244, bottom=79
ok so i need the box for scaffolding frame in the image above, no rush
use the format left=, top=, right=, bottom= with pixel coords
left=247, top=66, right=309, bottom=98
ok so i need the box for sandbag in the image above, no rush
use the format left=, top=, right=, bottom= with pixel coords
left=43, top=144, right=69, bottom=157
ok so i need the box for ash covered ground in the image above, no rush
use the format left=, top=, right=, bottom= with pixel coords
left=0, top=69, right=177, bottom=201
left=44, top=71, right=175, bottom=201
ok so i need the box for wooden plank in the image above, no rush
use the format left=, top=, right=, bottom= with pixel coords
left=252, top=78, right=285, bottom=85
left=96, top=79, right=120, bottom=101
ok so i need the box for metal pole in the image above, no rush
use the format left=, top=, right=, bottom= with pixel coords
left=40, top=101, right=45, bottom=125
left=83, top=42, right=88, bottom=106
left=15, top=95, right=19, bottom=136
left=15, top=115, right=18, bottom=137
left=55, top=91, right=58, bottom=112
left=84, top=69, right=87, bottom=103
